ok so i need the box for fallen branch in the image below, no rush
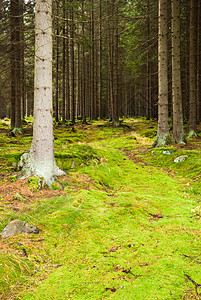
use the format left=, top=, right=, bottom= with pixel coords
left=184, top=273, right=201, bottom=297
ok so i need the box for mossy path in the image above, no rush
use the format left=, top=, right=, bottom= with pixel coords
left=1, top=119, right=201, bottom=299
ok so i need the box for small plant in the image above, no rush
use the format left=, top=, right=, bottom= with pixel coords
left=61, top=181, right=70, bottom=187
left=10, top=175, right=17, bottom=182
left=13, top=193, right=26, bottom=202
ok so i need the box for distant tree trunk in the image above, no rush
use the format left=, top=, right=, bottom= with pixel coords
left=55, top=1, right=59, bottom=123
left=154, top=0, right=169, bottom=147
left=146, top=0, right=151, bottom=120
left=188, top=0, right=197, bottom=136
left=62, top=0, right=66, bottom=126
left=65, top=9, right=70, bottom=121
left=97, top=0, right=102, bottom=119
left=10, top=0, right=22, bottom=132
left=112, top=0, right=119, bottom=126
left=69, top=2, right=75, bottom=124
left=90, top=0, right=96, bottom=120
left=197, top=1, right=201, bottom=122
left=171, top=0, right=185, bottom=144
left=20, top=0, right=25, bottom=119
left=182, top=0, right=190, bottom=121
left=10, top=0, right=16, bottom=128
left=81, top=0, right=86, bottom=123
left=19, top=0, right=65, bottom=185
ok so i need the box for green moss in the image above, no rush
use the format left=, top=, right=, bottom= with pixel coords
left=28, top=176, right=39, bottom=192
left=51, top=181, right=62, bottom=190
left=1, top=118, right=201, bottom=299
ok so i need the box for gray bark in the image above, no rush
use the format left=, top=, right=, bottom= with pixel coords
left=154, top=0, right=169, bottom=147
left=171, top=0, right=185, bottom=144
left=19, top=0, right=65, bottom=186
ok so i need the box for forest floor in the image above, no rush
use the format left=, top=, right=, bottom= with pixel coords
left=0, top=118, right=201, bottom=300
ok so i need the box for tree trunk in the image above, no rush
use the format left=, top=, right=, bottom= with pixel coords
left=69, top=2, right=75, bottom=124
left=154, top=0, right=169, bottom=147
left=55, top=1, right=59, bottom=123
left=146, top=0, right=151, bottom=120
left=10, top=0, right=22, bottom=132
left=188, top=0, right=197, bottom=136
left=19, top=0, right=65, bottom=185
left=62, top=0, right=66, bottom=126
left=65, top=9, right=70, bottom=121
left=112, top=0, right=119, bottom=126
left=171, top=0, right=185, bottom=144
left=197, top=1, right=201, bottom=122
left=81, top=0, right=86, bottom=123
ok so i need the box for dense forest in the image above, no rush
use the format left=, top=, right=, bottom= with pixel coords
left=0, top=0, right=200, bottom=141
left=1, top=1, right=201, bottom=298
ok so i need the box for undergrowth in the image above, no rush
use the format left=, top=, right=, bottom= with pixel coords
left=0, top=118, right=201, bottom=299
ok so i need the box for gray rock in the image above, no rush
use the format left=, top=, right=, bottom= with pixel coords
left=174, top=155, right=188, bottom=163
left=1, top=219, right=39, bottom=239
left=162, top=150, right=172, bottom=155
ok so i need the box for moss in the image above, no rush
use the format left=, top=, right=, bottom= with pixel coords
left=51, top=181, right=62, bottom=190
left=1, top=118, right=201, bottom=299
left=28, top=176, right=39, bottom=192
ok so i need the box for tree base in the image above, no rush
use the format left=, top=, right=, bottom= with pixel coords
left=18, top=151, right=66, bottom=187
left=188, top=129, right=197, bottom=139
left=153, top=134, right=170, bottom=147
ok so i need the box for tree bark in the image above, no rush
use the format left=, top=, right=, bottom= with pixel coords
left=62, top=0, right=66, bottom=126
left=171, top=0, right=185, bottom=144
left=189, top=0, right=197, bottom=136
left=10, top=0, right=22, bottom=132
left=55, top=1, right=60, bottom=123
left=19, top=0, right=65, bottom=185
left=69, top=1, right=75, bottom=124
left=197, top=1, right=201, bottom=122
left=154, top=0, right=169, bottom=146
left=112, top=0, right=119, bottom=126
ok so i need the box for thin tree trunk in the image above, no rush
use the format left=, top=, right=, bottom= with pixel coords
left=146, top=0, right=151, bottom=120
left=66, top=8, right=70, bottom=121
left=112, top=0, right=119, bottom=126
left=154, top=0, right=169, bottom=147
left=189, top=0, right=197, bottom=136
left=10, top=0, right=22, bottom=131
left=62, top=1, right=66, bottom=126
left=197, top=1, right=201, bottom=122
left=69, top=2, right=75, bottom=124
left=81, top=0, right=86, bottom=123
left=55, top=1, right=59, bottom=123
left=171, top=0, right=185, bottom=144
left=20, top=0, right=25, bottom=119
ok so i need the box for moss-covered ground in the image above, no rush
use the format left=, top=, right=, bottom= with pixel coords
left=0, top=118, right=201, bottom=299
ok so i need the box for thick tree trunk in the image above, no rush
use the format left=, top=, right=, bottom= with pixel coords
left=154, top=0, right=169, bottom=147
left=19, top=0, right=65, bottom=185
left=171, top=0, right=185, bottom=144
